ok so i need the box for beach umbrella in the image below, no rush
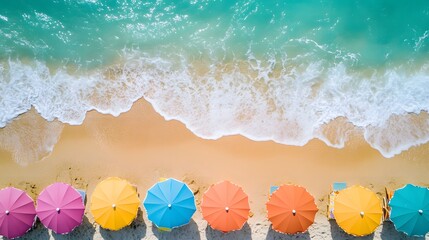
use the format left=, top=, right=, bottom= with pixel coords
left=143, top=178, right=196, bottom=230
left=201, top=180, right=250, bottom=233
left=36, top=183, right=85, bottom=234
left=389, top=184, right=429, bottom=237
left=90, top=177, right=140, bottom=231
left=333, top=185, right=383, bottom=236
left=0, top=187, right=36, bottom=239
left=266, top=185, right=318, bottom=234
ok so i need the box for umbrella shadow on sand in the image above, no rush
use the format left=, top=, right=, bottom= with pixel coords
left=380, top=221, right=423, bottom=240
left=329, top=220, right=374, bottom=240
left=19, top=220, right=50, bottom=240
left=52, top=215, right=96, bottom=240
left=99, top=208, right=147, bottom=240
left=265, top=225, right=311, bottom=240
left=151, top=219, right=201, bottom=240
left=205, top=222, right=252, bottom=240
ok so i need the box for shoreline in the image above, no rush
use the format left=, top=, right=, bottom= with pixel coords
left=2, top=57, right=429, bottom=159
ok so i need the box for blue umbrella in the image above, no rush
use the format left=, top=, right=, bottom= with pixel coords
left=389, top=184, right=429, bottom=237
left=143, top=178, right=196, bottom=230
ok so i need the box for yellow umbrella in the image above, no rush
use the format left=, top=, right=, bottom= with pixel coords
left=333, top=185, right=382, bottom=236
left=90, top=177, right=140, bottom=231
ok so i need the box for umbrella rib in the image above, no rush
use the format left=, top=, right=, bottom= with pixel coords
left=149, top=206, right=169, bottom=227
left=267, top=201, right=290, bottom=211
left=173, top=186, right=194, bottom=205
left=294, top=188, right=306, bottom=208
left=11, top=195, right=33, bottom=211
left=170, top=205, right=192, bottom=227
left=202, top=208, right=224, bottom=218
left=108, top=179, right=123, bottom=203
left=60, top=208, right=84, bottom=223
left=173, top=202, right=196, bottom=211
left=115, top=209, right=134, bottom=228
left=362, top=216, right=375, bottom=234
left=229, top=211, right=247, bottom=229
left=120, top=191, right=140, bottom=204
left=94, top=207, right=113, bottom=227
left=393, top=212, right=418, bottom=229
left=230, top=190, right=248, bottom=207
left=43, top=189, right=58, bottom=209
left=101, top=180, right=123, bottom=204
left=12, top=192, right=29, bottom=208
left=296, top=215, right=308, bottom=232
left=6, top=189, right=14, bottom=210
left=43, top=212, right=57, bottom=229
left=228, top=186, right=241, bottom=205
left=271, top=188, right=291, bottom=208
left=391, top=212, right=418, bottom=227
left=335, top=213, right=359, bottom=225
left=116, top=189, right=137, bottom=204
left=0, top=199, right=5, bottom=210
left=202, top=193, right=223, bottom=208
left=268, top=208, right=291, bottom=219
left=61, top=187, right=83, bottom=206
left=11, top=202, right=35, bottom=214
left=146, top=191, right=168, bottom=204
left=408, top=217, right=422, bottom=236
left=423, top=189, right=429, bottom=209
left=365, top=213, right=382, bottom=226
left=210, top=185, right=227, bottom=207
left=8, top=214, right=33, bottom=227
left=117, top=204, right=138, bottom=215
left=0, top=215, right=6, bottom=227
left=92, top=194, right=111, bottom=211
left=155, top=184, right=170, bottom=204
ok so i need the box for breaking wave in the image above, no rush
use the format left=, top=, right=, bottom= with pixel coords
left=1, top=50, right=429, bottom=158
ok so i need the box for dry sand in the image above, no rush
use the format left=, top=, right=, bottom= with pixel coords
left=1, top=99, right=428, bottom=239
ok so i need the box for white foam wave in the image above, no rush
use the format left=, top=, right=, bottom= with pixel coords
left=1, top=53, right=429, bottom=159
left=0, top=59, right=143, bottom=127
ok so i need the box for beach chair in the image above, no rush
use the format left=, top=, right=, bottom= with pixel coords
left=270, top=185, right=279, bottom=195
left=156, top=226, right=172, bottom=232
left=382, top=187, right=393, bottom=221
left=77, top=189, right=87, bottom=205
left=327, top=182, right=347, bottom=220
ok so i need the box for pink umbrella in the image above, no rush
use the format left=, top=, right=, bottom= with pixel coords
left=36, top=183, right=85, bottom=234
left=0, top=187, right=36, bottom=239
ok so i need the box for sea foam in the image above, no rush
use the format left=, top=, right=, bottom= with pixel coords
left=1, top=51, right=429, bottom=159
left=0, top=108, right=63, bottom=166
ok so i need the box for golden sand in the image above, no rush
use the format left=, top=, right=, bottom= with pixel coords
left=1, top=98, right=429, bottom=220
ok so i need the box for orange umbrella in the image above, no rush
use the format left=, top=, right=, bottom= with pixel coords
left=266, top=185, right=318, bottom=234
left=201, top=181, right=250, bottom=232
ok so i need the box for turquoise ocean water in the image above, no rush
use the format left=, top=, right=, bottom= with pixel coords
left=1, top=0, right=429, bottom=158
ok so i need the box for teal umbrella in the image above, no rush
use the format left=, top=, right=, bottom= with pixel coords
left=389, top=184, right=429, bottom=237
left=143, top=178, right=196, bottom=231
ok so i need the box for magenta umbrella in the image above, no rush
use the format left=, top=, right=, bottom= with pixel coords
left=36, top=183, right=85, bottom=234
left=0, top=187, right=36, bottom=239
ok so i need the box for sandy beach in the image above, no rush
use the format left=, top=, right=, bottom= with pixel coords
left=1, top=98, right=428, bottom=239
left=2, top=1, right=429, bottom=239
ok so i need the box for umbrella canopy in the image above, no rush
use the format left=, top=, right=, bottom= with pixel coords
left=143, top=178, right=196, bottom=230
left=90, top=177, right=140, bottom=231
left=0, top=187, right=36, bottom=239
left=266, top=185, right=318, bottom=234
left=333, top=185, right=383, bottom=236
left=389, top=184, right=429, bottom=237
left=201, top=180, right=250, bottom=233
left=36, top=183, right=85, bottom=234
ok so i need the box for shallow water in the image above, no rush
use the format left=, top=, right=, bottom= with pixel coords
left=1, top=0, right=429, bottom=158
